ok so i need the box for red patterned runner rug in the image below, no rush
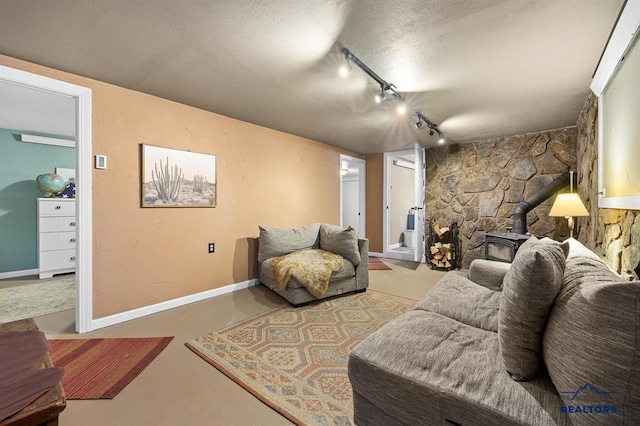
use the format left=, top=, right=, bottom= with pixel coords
left=49, top=337, right=173, bottom=399
left=186, top=290, right=416, bottom=425
left=368, top=256, right=392, bottom=270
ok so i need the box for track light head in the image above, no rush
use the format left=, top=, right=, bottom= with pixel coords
left=429, top=129, right=434, bottom=136
left=338, top=63, right=352, bottom=78
left=438, top=136, right=445, bottom=144
left=415, top=120, right=423, bottom=129
left=374, top=91, right=386, bottom=104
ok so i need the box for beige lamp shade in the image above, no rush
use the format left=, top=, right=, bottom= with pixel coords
left=549, top=193, right=589, bottom=217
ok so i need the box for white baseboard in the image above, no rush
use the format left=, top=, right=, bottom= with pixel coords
left=0, top=269, right=39, bottom=279
left=389, top=243, right=403, bottom=249
left=369, top=251, right=384, bottom=257
left=89, top=278, right=260, bottom=331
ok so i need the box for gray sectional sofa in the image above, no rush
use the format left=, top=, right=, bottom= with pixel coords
left=348, top=237, right=640, bottom=425
left=257, top=223, right=369, bottom=306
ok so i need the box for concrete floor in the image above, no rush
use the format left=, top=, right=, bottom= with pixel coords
left=35, top=259, right=445, bottom=426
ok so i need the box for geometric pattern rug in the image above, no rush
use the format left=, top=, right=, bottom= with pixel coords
left=49, top=337, right=173, bottom=399
left=186, top=290, right=416, bottom=425
left=368, top=256, right=392, bottom=270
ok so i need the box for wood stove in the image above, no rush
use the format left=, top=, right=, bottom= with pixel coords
left=485, top=232, right=531, bottom=263
left=484, top=172, right=573, bottom=263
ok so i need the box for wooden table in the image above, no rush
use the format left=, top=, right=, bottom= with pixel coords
left=0, top=319, right=66, bottom=426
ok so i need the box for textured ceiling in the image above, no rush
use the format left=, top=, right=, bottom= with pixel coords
left=0, top=1, right=625, bottom=154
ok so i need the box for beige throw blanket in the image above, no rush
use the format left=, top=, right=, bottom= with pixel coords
left=271, top=249, right=344, bottom=298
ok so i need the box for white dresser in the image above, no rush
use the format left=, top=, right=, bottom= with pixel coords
left=37, top=198, right=76, bottom=279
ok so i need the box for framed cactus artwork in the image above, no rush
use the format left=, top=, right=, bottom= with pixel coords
left=141, top=144, right=216, bottom=207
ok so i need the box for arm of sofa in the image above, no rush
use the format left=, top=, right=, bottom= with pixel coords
left=469, top=259, right=511, bottom=291
left=355, top=239, right=369, bottom=290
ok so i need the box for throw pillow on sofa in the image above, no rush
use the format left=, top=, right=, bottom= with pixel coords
left=257, top=223, right=321, bottom=262
left=499, top=236, right=568, bottom=381
left=319, top=224, right=361, bottom=266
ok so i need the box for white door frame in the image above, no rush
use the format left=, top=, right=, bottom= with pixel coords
left=1, top=65, right=93, bottom=333
left=339, top=155, right=366, bottom=236
left=413, top=144, right=426, bottom=263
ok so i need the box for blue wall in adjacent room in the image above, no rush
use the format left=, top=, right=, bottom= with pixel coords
left=0, top=128, right=75, bottom=274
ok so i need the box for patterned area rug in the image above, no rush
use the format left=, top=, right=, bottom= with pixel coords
left=49, top=337, right=173, bottom=399
left=368, top=256, right=392, bottom=270
left=186, top=290, right=416, bottom=425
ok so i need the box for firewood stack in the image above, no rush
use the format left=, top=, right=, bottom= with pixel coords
left=429, top=221, right=456, bottom=269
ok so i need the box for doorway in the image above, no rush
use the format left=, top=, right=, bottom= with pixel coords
left=0, top=65, right=93, bottom=332
left=383, top=144, right=425, bottom=262
left=339, top=155, right=366, bottom=236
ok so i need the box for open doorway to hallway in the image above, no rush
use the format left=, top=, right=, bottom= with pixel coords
left=339, top=155, right=365, bottom=237
left=383, top=144, right=425, bottom=263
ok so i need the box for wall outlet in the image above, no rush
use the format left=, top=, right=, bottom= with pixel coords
left=208, top=242, right=215, bottom=253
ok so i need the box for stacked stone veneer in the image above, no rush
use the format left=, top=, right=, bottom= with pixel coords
left=425, top=128, right=577, bottom=268
left=576, top=94, right=640, bottom=279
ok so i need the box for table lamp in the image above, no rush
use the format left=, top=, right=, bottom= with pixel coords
left=549, top=171, right=589, bottom=238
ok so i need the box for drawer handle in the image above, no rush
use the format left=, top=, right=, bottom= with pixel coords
left=70, top=238, right=76, bottom=243
left=55, top=205, right=61, bottom=210
left=69, top=222, right=76, bottom=227
left=70, top=256, right=76, bottom=261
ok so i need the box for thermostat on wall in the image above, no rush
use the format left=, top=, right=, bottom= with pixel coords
left=95, top=155, right=107, bottom=170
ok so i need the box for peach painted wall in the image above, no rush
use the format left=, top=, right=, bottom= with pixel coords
left=0, top=54, right=363, bottom=318
left=365, top=153, right=383, bottom=252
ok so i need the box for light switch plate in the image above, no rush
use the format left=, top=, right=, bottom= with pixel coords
left=95, top=155, right=107, bottom=169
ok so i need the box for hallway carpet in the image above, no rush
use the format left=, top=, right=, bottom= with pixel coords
left=368, top=256, right=392, bottom=270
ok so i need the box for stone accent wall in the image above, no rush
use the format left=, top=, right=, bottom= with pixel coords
left=576, top=94, right=640, bottom=279
left=425, top=128, right=577, bottom=268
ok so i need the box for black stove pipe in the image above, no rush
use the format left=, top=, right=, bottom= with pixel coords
left=512, top=172, right=572, bottom=235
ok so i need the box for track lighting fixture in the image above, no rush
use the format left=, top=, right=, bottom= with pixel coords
left=374, top=86, right=387, bottom=104
left=339, top=48, right=444, bottom=143
left=338, top=57, right=352, bottom=78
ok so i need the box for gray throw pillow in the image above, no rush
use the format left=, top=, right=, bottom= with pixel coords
left=319, top=223, right=361, bottom=266
left=499, top=236, right=568, bottom=381
left=257, top=223, right=321, bottom=262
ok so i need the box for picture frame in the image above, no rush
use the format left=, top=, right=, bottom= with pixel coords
left=141, top=144, right=216, bottom=208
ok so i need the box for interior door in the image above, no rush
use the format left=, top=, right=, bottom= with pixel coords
left=413, top=143, right=426, bottom=263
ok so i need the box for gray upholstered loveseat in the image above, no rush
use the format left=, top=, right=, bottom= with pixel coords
left=348, top=237, right=640, bottom=425
left=257, top=223, right=369, bottom=306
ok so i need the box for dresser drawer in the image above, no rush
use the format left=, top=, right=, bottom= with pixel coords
left=39, top=217, right=76, bottom=233
left=39, top=231, right=76, bottom=251
left=38, top=199, right=76, bottom=216
left=39, top=249, right=76, bottom=271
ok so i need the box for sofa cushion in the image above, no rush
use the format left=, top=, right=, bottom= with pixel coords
left=415, top=271, right=501, bottom=332
left=257, top=223, right=320, bottom=262
left=543, top=255, right=640, bottom=425
left=499, top=236, right=568, bottom=381
left=565, top=237, right=608, bottom=265
left=319, top=223, right=361, bottom=266
left=349, top=310, right=569, bottom=426
left=469, top=259, right=512, bottom=291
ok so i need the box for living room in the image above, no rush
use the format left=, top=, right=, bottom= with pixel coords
left=1, top=1, right=639, bottom=425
